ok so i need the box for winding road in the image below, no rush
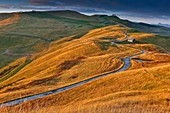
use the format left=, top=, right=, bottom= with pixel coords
left=0, top=50, right=145, bottom=107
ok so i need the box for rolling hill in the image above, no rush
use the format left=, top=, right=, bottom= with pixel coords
left=0, top=10, right=170, bottom=68
left=0, top=11, right=170, bottom=113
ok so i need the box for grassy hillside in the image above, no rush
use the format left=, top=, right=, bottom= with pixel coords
left=0, top=25, right=170, bottom=112
left=0, top=10, right=170, bottom=68
left=1, top=53, right=170, bottom=113
left=0, top=11, right=170, bottom=112
left=0, top=26, right=137, bottom=101
left=140, top=35, right=170, bottom=52
left=0, top=11, right=114, bottom=68
left=0, top=13, right=13, bottom=21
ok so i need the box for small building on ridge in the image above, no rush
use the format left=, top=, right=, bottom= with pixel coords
left=128, top=38, right=136, bottom=43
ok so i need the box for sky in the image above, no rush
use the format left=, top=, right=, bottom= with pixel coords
left=0, top=0, right=170, bottom=24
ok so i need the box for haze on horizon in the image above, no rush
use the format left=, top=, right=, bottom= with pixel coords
left=0, top=0, right=170, bottom=24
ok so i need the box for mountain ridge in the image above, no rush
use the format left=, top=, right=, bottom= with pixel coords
left=1, top=10, right=170, bottom=30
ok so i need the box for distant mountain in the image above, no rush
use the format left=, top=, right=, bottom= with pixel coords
left=157, top=23, right=170, bottom=28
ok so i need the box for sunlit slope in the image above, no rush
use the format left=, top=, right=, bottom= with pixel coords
left=0, top=13, right=20, bottom=27
left=130, top=52, right=170, bottom=70
left=0, top=25, right=146, bottom=103
left=0, top=25, right=170, bottom=112
left=3, top=54, right=170, bottom=113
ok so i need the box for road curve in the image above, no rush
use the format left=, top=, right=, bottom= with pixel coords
left=0, top=50, right=145, bottom=107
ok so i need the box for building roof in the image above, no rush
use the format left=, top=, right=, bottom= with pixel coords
left=128, top=38, right=136, bottom=42
left=128, top=38, right=135, bottom=40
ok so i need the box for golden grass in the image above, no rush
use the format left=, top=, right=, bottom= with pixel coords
left=136, top=52, right=170, bottom=61
left=81, top=25, right=127, bottom=40
left=0, top=25, right=169, bottom=113
left=0, top=13, right=20, bottom=27
left=129, top=52, right=170, bottom=70
left=0, top=25, right=141, bottom=104
left=126, top=43, right=160, bottom=52
left=0, top=46, right=138, bottom=104
left=128, top=33, right=155, bottom=40
left=1, top=63, right=169, bottom=113
left=1, top=99, right=170, bottom=113
left=0, top=57, right=27, bottom=77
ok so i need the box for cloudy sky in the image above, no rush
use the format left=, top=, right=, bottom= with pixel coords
left=0, top=0, right=170, bottom=24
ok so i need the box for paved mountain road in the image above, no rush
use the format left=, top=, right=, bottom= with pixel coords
left=0, top=50, right=145, bottom=107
